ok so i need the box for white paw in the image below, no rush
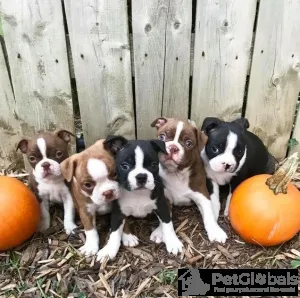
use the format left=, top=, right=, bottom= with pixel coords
left=207, top=225, right=228, bottom=243
left=150, top=226, right=163, bottom=244
left=122, top=233, right=139, bottom=247
left=79, top=242, right=99, bottom=257
left=38, top=217, right=50, bottom=232
left=165, top=235, right=183, bottom=255
left=223, top=206, right=229, bottom=218
left=96, top=244, right=119, bottom=263
left=64, top=221, right=78, bottom=235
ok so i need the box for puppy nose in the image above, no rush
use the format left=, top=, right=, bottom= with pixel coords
left=41, top=161, right=50, bottom=169
left=224, top=164, right=231, bottom=170
left=169, top=145, right=179, bottom=154
left=136, top=173, right=147, bottom=184
left=103, top=190, right=113, bottom=199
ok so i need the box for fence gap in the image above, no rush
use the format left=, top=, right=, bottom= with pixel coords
left=127, top=0, right=137, bottom=139
left=61, top=0, right=81, bottom=152
left=242, top=0, right=261, bottom=118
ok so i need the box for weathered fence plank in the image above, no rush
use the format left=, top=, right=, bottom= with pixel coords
left=245, top=0, right=300, bottom=160
left=162, top=0, right=192, bottom=119
left=65, top=0, right=135, bottom=146
left=1, top=0, right=74, bottom=139
left=290, top=104, right=300, bottom=155
left=191, top=0, right=257, bottom=125
left=0, top=45, right=22, bottom=169
left=132, top=0, right=169, bottom=138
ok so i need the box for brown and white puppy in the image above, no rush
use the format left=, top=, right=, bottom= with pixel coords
left=60, top=140, right=120, bottom=256
left=17, top=129, right=77, bottom=235
left=151, top=118, right=228, bottom=243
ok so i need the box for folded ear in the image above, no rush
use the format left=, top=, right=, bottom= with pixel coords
left=194, top=128, right=208, bottom=151
left=16, top=139, right=29, bottom=153
left=103, top=135, right=128, bottom=155
left=150, top=117, right=168, bottom=129
left=54, top=129, right=75, bottom=143
left=232, top=118, right=250, bottom=132
left=201, top=117, right=223, bottom=134
left=60, top=154, right=78, bottom=182
left=150, top=140, right=167, bottom=154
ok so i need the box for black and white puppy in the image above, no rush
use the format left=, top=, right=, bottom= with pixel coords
left=201, top=117, right=276, bottom=218
left=96, top=136, right=183, bottom=262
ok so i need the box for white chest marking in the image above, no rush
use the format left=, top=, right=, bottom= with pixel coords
left=87, top=202, right=112, bottom=215
left=119, top=188, right=157, bottom=218
left=159, top=165, right=193, bottom=206
left=205, top=166, right=235, bottom=185
left=37, top=179, right=70, bottom=203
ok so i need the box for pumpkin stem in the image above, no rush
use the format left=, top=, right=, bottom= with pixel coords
left=266, top=152, right=299, bottom=195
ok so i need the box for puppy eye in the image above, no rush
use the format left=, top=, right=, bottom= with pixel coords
left=158, top=133, right=166, bottom=141
left=83, top=181, right=94, bottom=190
left=121, top=163, right=130, bottom=170
left=29, top=156, right=36, bottom=162
left=211, top=146, right=219, bottom=154
left=236, top=147, right=243, bottom=155
left=151, top=162, right=158, bottom=167
left=56, top=151, right=63, bottom=158
left=185, top=140, right=193, bottom=148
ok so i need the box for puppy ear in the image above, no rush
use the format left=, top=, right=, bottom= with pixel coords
left=16, top=139, right=29, bottom=153
left=194, top=128, right=208, bottom=151
left=104, top=135, right=128, bottom=155
left=150, top=117, right=168, bottom=129
left=150, top=140, right=167, bottom=154
left=61, top=154, right=78, bottom=182
left=54, top=129, right=75, bottom=143
left=232, top=118, right=250, bottom=131
left=201, top=117, right=223, bottom=134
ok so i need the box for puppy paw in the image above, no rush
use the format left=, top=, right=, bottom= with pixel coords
left=79, top=242, right=99, bottom=257
left=150, top=226, right=163, bottom=244
left=165, top=235, right=183, bottom=255
left=96, top=244, right=119, bottom=263
left=207, top=225, right=228, bottom=243
left=38, top=218, right=50, bottom=232
left=223, top=207, right=229, bottom=218
left=122, top=233, right=139, bottom=247
left=64, top=221, right=78, bottom=235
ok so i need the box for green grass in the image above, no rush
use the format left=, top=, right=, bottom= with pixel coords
left=291, top=258, right=300, bottom=269
left=158, top=269, right=178, bottom=286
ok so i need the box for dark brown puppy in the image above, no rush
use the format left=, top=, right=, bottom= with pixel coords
left=17, top=129, right=76, bottom=234
left=151, top=118, right=228, bottom=243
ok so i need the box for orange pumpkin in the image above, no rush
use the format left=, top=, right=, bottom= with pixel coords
left=229, top=153, right=300, bottom=246
left=0, top=176, right=40, bottom=250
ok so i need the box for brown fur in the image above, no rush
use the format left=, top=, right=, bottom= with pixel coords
left=60, top=140, right=116, bottom=232
left=151, top=117, right=210, bottom=198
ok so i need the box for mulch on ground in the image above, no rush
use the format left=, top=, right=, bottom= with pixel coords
left=1, top=164, right=300, bottom=298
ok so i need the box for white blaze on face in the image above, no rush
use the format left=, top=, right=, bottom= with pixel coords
left=209, top=131, right=238, bottom=173
left=87, top=158, right=119, bottom=205
left=164, top=121, right=185, bottom=165
left=128, top=146, right=154, bottom=190
left=34, top=138, right=62, bottom=180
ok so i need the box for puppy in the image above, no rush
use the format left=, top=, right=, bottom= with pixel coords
left=96, top=136, right=183, bottom=262
left=60, top=140, right=120, bottom=256
left=17, top=129, right=77, bottom=235
left=201, top=117, right=276, bottom=217
left=151, top=117, right=228, bottom=243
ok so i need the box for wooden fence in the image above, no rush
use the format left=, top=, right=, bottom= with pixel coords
left=0, top=0, right=300, bottom=169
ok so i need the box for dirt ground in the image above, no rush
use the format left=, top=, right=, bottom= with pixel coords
left=1, top=168, right=300, bottom=298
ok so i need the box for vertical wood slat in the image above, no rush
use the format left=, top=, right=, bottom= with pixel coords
left=162, top=0, right=192, bottom=119
left=132, top=0, right=169, bottom=139
left=290, top=101, right=300, bottom=155
left=64, top=0, right=135, bottom=146
left=132, top=0, right=192, bottom=139
left=0, top=45, right=22, bottom=168
left=245, top=0, right=300, bottom=160
left=1, top=0, right=74, bottom=139
left=191, top=0, right=257, bottom=125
